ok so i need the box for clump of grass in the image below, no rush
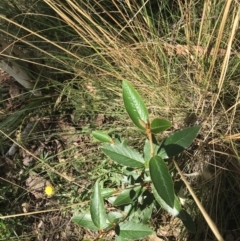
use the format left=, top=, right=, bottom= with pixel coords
left=0, top=0, right=240, bottom=240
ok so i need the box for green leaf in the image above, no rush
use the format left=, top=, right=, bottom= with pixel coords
left=142, top=203, right=154, bottom=224
left=107, top=212, right=124, bottom=223
left=72, top=213, right=99, bottom=231
left=149, top=156, right=175, bottom=207
left=180, top=210, right=196, bottom=233
left=92, top=131, right=113, bottom=143
left=101, top=143, right=145, bottom=168
left=113, top=186, right=142, bottom=206
left=101, top=188, right=115, bottom=199
left=150, top=118, right=172, bottom=134
left=122, top=80, right=149, bottom=130
left=116, top=221, right=153, bottom=239
left=158, top=125, right=201, bottom=159
left=90, top=180, right=108, bottom=229
left=152, top=186, right=183, bottom=217
left=115, top=237, right=129, bottom=241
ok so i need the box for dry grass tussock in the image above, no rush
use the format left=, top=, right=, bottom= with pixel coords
left=0, top=0, right=240, bottom=240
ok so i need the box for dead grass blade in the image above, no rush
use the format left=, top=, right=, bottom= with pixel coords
left=211, top=6, right=240, bottom=115
left=206, top=0, right=234, bottom=85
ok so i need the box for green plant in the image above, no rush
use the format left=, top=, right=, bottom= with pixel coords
left=72, top=80, right=200, bottom=240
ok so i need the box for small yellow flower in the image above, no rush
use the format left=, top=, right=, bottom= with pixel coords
left=45, top=185, right=55, bottom=197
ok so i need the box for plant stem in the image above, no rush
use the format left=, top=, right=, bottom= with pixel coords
left=146, top=121, right=154, bottom=157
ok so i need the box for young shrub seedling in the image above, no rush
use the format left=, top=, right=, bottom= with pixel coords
left=72, top=80, right=200, bottom=240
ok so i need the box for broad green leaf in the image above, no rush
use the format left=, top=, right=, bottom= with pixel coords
left=152, top=186, right=183, bottom=217
left=124, top=203, right=135, bottom=216
left=115, top=237, right=129, bottom=241
left=90, top=180, right=108, bottom=229
left=113, top=186, right=142, bottom=206
left=150, top=118, right=172, bottom=134
left=107, top=196, right=117, bottom=205
left=129, top=213, right=140, bottom=223
left=122, top=80, right=149, bottom=130
left=141, top=203, right=154, bottom=224
left=92, top=131, right=113, bottom=143
left=101, top=143, right=145, bottom=168
left=72, top=213, right=99, bottom=231
left=180, top=210, right=196, bottom=233
left=116, top=221, right=153, bottom=239
left=149, top=156, right=175, bottom=207
left=158, top=125, right=201, bottom=159
left=107, top=212, right=124, bottom=223
left=101, top=188, right=115, bottom=199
